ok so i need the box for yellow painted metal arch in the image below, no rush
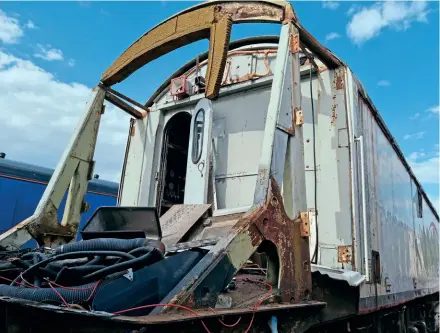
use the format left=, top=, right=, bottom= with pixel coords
left=100, top=1, right=295, bottom=99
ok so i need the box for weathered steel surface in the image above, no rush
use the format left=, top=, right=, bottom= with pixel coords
left=165, top=238, right=219, bottom=253
left=253, top=179, right=312, bottom=302
left=253, top=22, right=292, bottom=205
left=104, top=91, right=145, bottom=119
left=160, top=204, right=211, bottom=246
left=0, top=294, right=326, bottom=333
left=106, top=87, right=150, bottom=113
left=100, top=0, right=293, bottom=95
left=355, top=86, right=439, bottom=311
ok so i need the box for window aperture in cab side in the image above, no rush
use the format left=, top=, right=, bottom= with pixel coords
left=192, top=108, right=205, bottom=164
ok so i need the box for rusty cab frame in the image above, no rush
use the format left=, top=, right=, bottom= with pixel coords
left=0, top=1, right=348, bottom=331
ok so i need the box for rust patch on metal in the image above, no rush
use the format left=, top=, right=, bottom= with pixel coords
left=26, top=215, right=75, bottom=247
left=333, top=68, right=344, bottom=90
left=337, top=245, right=352, bottom=263
left=214, top=1, right=288, bottom=22
left=101, top=1, right=294, bottom=91
left=300, top=212, right=310, bottom=237
left=242, top=178, right=313, bottom=303
left=129, top=119, right=135, bottom=136
left=290, top=33, right=300, bottom=54
left=331, top=100, right=338, bottom=126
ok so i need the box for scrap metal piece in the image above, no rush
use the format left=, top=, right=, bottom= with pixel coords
left=160, top=204, right=212, bottom=246
left=165, top=238, right=220, bottom=253
left=153, top=177, right=311, bottom=316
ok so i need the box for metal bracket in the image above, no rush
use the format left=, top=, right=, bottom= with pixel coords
left=337, top=245, right=352, bottom=263
left=295, top=108, right=304, bottom=126
left=300, top=212, right=310, bottom=237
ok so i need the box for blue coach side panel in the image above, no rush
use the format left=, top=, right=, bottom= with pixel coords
left=0, top=158, right=119, bottom=246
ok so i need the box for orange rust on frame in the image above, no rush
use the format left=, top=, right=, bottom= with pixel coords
left=100, top=1, right=294, bottom=99
left=247, top=178, right=312, bottom=303
left=331, top=101, right=338, bottom=126
left=300, top=212, right=310, bottom=237
left=290, top=33, right=300, bottom=54
left=222, top=177, right=312, bottom=303
left=337, top=245, right=352, bottom=263
left=333, top=67, right=345, bottom=90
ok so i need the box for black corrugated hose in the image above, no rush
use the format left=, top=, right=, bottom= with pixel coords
left=0, top=238, right=166, bottom=305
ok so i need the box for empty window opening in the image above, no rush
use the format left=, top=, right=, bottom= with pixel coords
left=157, top=112, right=191, bottom=216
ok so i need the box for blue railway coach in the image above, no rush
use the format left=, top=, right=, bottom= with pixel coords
left=0, top=155, right=119, bottom=247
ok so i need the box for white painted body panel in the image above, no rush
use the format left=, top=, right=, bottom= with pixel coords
left=118, top=40, right=439, bottom=312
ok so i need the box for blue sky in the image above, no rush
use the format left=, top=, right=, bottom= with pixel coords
left=0, top=1, right=438, bottom=208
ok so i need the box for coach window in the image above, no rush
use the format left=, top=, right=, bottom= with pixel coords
left=192, top=108, right=205, bottom=164
left=417, top=189, right=423, bottom=218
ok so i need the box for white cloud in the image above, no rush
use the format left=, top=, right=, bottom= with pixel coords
left=322, top=1, right=339, bottom=10
left=67, top=58, right=76, bottom=67
left=25, top=20, right=37, bottom=29
left=0, top=9, right=24, bottom=44
left=427, top=105, right=439, bottom=114
left=325, top=32, right=341, bottom=42
left=408, top=150, right=439, bottom=185
left=403, top=131, right=425, bottom=140
left=0, top=50, right=128, bottom=182
left=377, top=80, right=391, bottom=87
left=34, top=44, right=64, bottom=61
left=347, top=1, right=430, bottom=44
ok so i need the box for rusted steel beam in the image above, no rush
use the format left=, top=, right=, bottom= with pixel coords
left=151, top=178, right=311, bottom=316
left=100, top=1, right=294, bottom=99
left=106, top=87, right=150, bottom=113
left=104, top=91, right=145, bottom=119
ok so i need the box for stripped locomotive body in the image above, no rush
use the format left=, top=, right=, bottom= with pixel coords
left=0, top=2, right=438, bottom=333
